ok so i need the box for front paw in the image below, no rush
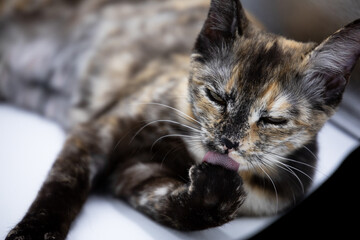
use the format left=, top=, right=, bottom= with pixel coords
left=185, top=163, right=245, bottom=229
left=6, top=221, right=63, bottom=240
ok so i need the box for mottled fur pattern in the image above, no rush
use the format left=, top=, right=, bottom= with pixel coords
left=2, top=0, right=360, bottom=239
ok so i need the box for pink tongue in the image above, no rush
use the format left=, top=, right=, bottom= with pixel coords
left=202, top=151, right=240, bottom=171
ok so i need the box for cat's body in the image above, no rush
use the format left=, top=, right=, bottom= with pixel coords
left=0, top=0, right=208, bottom=127
left=2, top=0, right=360, bottom=239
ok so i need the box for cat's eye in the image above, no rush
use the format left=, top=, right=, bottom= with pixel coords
left=206, top=89, right=226, bottom=105
left=260, top=116, right=288, bottom=125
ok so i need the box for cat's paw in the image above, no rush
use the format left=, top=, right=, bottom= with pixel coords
left=185, top=163, right=245, bottom=228
left=188, top=163, right=245, bottom=206
left=6, top=222, right=63, bottom=240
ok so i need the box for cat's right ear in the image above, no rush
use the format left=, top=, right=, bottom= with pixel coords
left=303, top=19, right=360, bottom=107
left=194, top=0, right=249, bottom=57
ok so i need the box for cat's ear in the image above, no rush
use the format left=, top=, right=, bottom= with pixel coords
left=194, top=0, right=248, bottom=54
left=304, top=19, right=360, bottom=106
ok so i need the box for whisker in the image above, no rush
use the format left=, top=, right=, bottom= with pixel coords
left=265, top=150, right=328, bottom=178
left=130, top=119, right=202, bottom=144
left=113, top=126, right=139, bottom=151
left=263, top=156, right=305, bottom=193
left=183, top=139, right=204, bottom=144
left=303, top=145, right=320, bottom=161
left=280, top=161, right=314, bottom=182
left=160, top=145, right=183, bottom=168
left=139, top=102, right=201, bottom=125
left=265, top=150, right=317, bottom=170
left=151, top=134, right=202, bottom=150
left=185, top=142, right=205, bottom=154
left=256, top=160, right=279, bottom=214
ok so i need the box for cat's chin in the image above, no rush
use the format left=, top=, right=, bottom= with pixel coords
left=228, top=151, right=250, bottom=172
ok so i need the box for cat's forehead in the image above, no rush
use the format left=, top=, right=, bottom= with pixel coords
left=224, top=35, right=315, bottom=96
left=194, top=33, right=315, bottom=100
left=236, top=36, right=308, bottom=80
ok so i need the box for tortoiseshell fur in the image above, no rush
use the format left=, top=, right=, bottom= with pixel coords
left=2, top=0, right=360, bottom=239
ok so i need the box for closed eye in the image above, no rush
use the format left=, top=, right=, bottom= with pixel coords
left=206, top=89, right=226, bottom=105
left=259, top=116, right=288, bottom=125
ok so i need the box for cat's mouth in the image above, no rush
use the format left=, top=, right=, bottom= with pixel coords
left=202, top=151, right=241, bottom=171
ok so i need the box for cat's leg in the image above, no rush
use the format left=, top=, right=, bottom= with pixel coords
left=113, top=162, right=246, bottom=230
left=6, top=117, right=120, bottom=240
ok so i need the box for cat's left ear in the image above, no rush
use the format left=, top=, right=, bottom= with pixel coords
left=194, top=0, right=249, bottom=55
left=305, top=19, right=360, bottom=107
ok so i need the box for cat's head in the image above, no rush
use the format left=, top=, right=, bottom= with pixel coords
left=189, top=0, right=360, bottom=170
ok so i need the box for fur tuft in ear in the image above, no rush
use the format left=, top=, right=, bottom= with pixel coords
left=305, top=19, right=360, bottom=106
left=194, top=0, right=248, bottom=58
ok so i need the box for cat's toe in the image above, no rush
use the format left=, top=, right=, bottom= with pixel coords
left=181, top=163, right=246, bottom=229
left=6, top=226, right=24, bottom=240
left=189, top=163, right=245, bottom=208
left=44, top=232, right=61, bottom=240
left=6, top=224, right=63, bottom=240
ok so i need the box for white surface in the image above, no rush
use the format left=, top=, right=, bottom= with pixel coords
left=0, top=104, right=358, bottom=239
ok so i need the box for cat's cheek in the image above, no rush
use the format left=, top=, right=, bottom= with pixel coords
left=246, top=124, right=262, bottom=144
left=228, top=151, right=249, bottom=171
left=271, top=131, right=310, bottom=155
left=185, top=140, right=207, bottom=164
left=236, top=183, right=288, bottom=216
left=284, top=142, right=296, bottom=152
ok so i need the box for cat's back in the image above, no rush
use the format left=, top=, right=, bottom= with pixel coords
left=72, top=0, right=210, bottom=124
left=0, top=0, right=209, bottom=126
left=88, top=0, right=208, bottom=70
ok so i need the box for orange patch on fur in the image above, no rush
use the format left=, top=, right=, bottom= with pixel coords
left=249, top=123, right=260, bottom=142
left=279, top=38, right=303, bottom=50
left=225, top=73, right=237, bottom=93
left=260, top=82, right=281, bottom=111
left=225, top=65, right=242, bottom=94
left=260, top=82, right=278, bottom=100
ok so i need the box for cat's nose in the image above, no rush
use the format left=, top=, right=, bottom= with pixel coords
left=221, top=137, right=239, bottom=150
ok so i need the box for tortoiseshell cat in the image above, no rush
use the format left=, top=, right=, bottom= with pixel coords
left=2, top=0, right=360, bottom=239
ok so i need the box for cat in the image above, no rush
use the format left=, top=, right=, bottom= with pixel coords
left=2, top=0, right=360, bottom=239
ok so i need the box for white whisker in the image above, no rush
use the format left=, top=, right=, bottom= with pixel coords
left=265, top=151, right=317, bottom=170
left=281, top=162, right=314, bottom=182
left=265, top=150, right=328, bottom=178
left=140, top=102, right=201, bottom=125
left=257, top=161, right=279, bottom=214
left=304, top=145, right=320, bottom=161
left=130, top=119, right=202, bottom=144
left=151, top=134, right=202, bottom=150
left=263, top=156, right=305, bottom=193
